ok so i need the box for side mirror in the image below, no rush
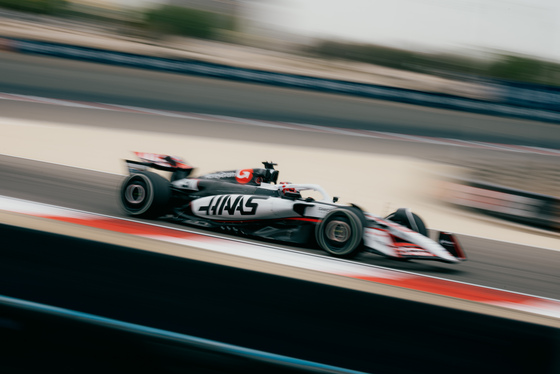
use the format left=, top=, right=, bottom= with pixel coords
left=333, top=196, right=339, bottom=203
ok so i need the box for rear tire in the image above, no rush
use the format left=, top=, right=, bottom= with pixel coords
left=316, top=209, right=363, bottom=258
left=120, top=172, right=170, bottom=218
left=385, top=208, right=428, bottom=236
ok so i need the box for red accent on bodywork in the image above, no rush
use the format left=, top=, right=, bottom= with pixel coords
left=392, top=242, right=423, bottom=248
left=386, top=231, right=436, bottom=258
left=439, top=232, right=467, bottom=260
left=283, top=217, right=321, bottom=222
left=449, top=233, right=467, bottom=260
left=134, top=151, right=193, bottom=170
left=212, top=217, right=321, bottom=224
left=235, top=169, right=253, bottom=184
left=386, top=231, right=404, bottom=258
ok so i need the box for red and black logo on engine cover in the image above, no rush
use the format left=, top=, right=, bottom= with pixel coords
left=235, top=169, right=253, bottom=184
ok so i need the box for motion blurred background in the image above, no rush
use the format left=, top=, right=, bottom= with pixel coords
left=2, top=0, right=559, bottom=229
left=3, top=0, right=560, bottom=89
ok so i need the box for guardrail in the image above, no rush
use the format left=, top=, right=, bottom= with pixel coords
left=441, top=179, right=560, bottom=230
left=2, top=36, right=560, bottom=124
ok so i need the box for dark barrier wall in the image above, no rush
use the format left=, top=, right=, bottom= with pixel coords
left=0, top=223, right=559, bottom=374
left=2, top=37, right=560, bottom=124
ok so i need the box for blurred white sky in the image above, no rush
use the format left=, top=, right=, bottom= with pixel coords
left=262, top=0, right=560, bottom=61
left=94, top=0, right=560, bottom=61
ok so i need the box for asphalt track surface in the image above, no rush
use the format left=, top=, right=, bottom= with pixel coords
left=0, top=51, right=559, bottom=300
left=1, top=50, right=560, bottom=149
left=1, top=154, right=559, bottom=301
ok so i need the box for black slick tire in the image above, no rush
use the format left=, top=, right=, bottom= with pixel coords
left=120, top=171, right=170, bottom=218
left=315, top=209, right=363, bottom=258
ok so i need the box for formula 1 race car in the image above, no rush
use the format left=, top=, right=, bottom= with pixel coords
left=119, top=152, right=466, bottom=263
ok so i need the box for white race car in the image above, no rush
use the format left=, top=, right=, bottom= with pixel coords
left=120, top=152, right=466, bottom=263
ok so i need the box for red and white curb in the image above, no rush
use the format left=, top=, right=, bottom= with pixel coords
left=1, top=195, right=560, bottom=320
left=1, top=92, right=560, bottom=157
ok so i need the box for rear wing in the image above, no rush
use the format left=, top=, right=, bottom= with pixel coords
left=125, top=152, right=194, bottom=174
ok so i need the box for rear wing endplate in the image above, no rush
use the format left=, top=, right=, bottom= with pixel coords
left=125, top=152, right=194, bottom=174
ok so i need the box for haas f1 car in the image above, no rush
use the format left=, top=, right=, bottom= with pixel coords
left=119, top=152, right=466, bottom=263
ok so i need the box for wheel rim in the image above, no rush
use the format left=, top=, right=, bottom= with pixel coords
left=125, top=183, right=146, bottom=205
left=316, top=209, right=364, bottom=258
left=325, top=220, right=351, bottom=244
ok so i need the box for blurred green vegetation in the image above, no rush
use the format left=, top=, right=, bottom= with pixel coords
left=0, top=0, right=67, bottom=14
left=307, top=40, right=560, bottom=86
left=0, top=1, right=237, bottom=40
left=309, top=41, right=423, bottom=71
left=488, top=55, right=560, bottom=86
left=141, top=5, right=237, bottom=40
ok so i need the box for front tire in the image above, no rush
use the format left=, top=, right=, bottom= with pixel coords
left=316, top=209, right=363, bottom=258
left=385, top=208, right=428, bottom=236
left=120, top=172, right=170, bottom=218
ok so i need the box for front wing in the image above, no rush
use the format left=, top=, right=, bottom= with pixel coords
left=363, top=222, right=466, bottom=263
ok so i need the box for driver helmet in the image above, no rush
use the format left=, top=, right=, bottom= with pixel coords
left=279, top=182, right=301, bottom=198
